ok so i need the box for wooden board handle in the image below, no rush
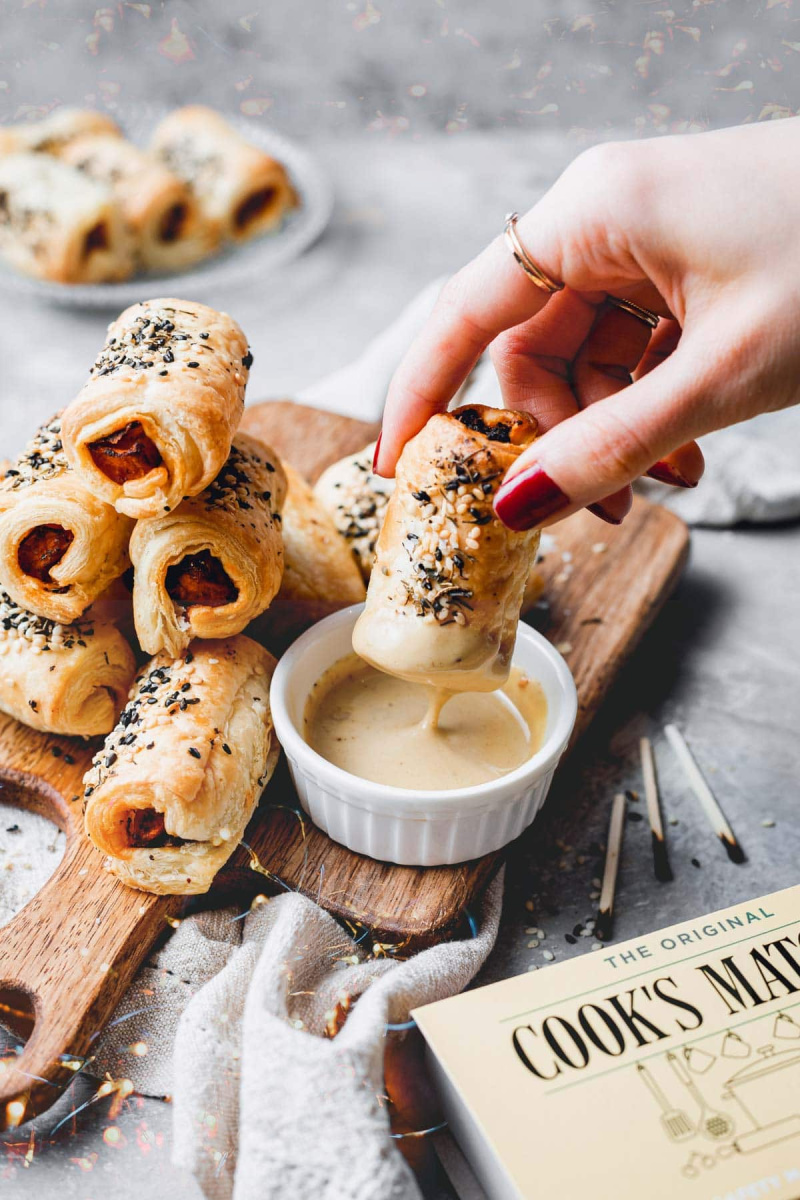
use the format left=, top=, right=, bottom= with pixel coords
left=0, top=771, right=178, bottom=1129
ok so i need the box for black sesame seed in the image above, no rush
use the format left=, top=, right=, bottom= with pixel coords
left=188, top=747, right=201, bottom=759
left=242, top=351, right=254, bottom=369
left=51, top=746, right=62, bottom=757
left=187, top=361, right=200, bottom=369
left=222, top=743, right=232, bottom=755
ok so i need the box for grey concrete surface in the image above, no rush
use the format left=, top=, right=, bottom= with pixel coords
left=0, top=4, right=798, bottom=1197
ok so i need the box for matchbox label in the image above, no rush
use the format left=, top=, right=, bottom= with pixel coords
left=414, top=886, right=800, bottom=1200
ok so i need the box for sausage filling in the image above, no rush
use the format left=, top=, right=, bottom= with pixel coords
left=18, top=524, right=74, bottom=583
left=89, top=421, right=163, bottom=484
left=159, top=201, right=188, bottom=243
left=83, top=221, right=109, bottom=257
left=234, top=186, right=277, bottom=231
left=165, top=550, right=238, bottom=609
left=125, top=808, right=187, bottom=849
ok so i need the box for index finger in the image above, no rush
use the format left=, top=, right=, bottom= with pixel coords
left=375, top=232, right=555, bottom=476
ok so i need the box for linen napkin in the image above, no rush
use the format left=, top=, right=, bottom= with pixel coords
left=89, top=873, right=503, bottom=1200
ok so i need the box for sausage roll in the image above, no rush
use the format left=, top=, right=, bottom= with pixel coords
left=150, top=106, right=297, bottom=243
left=0, top=416, right=133, bottom=623
left=315, top=438, right=547, bottom=614
left=353, top=405, right=540, bottom=692
left=314, top=442, right=393, bottom=582
left=61, top=134, right=217, bottom=273
left=83, top=636, right=279, bottom=896
left=0, top=107, right=121, bottom=155
left=0, top=154, right=134, bottom=284
left=248, top=462, right=365, bottom=652
left=130, top=433, right=287, bottom=657
left=61, top=298, right=251, bottom=518
left=0, top=591, right=135, bottom=736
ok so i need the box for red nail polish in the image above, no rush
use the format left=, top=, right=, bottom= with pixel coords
left=646, top=460, right=697, bottom=488
left=587, top=501, right=623, bottom=526
left=494, top=465, right=569, bottom=531
left=372, top=432, right=383, bottom=474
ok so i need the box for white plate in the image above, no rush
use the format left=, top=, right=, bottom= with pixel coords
left=0, top=112, right=333, bottom=310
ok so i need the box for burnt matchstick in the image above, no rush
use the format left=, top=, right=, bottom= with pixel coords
left=595, top=792, right=626, bottom=942
left=664, top=724, right=746, bottom=865
left=640, top=736, right=673, bottom=883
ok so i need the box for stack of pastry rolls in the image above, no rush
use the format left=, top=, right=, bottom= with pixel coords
left=0, top=297, right=296, bottom=897
left=0, top=105, right=298, bottom=284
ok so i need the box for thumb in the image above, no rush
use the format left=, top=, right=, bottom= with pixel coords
left=494, top=351, right=703, bottom=531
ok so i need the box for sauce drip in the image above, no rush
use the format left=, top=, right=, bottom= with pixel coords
left=304, top=653, right=547, bottom=791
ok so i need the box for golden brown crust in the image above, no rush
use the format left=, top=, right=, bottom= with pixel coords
left=0, top=108, right=121, bottom=156
left=83, top=635, right=279, bottom=895
left=352, top=405, right=540, bottom=691
left=61, top=298, right=250, bottom=517
left=0, top=416, right=133, bottom=622
left=0, top=153, right=134, bottom=283
left=60, top=134, right=218, bottom=271
left=247, top=461, right=365, bottom=652
left=0, top=590, right=135, bottom=735
left=150, top=106, right=297, bottom=243
left=130, top=433, right=287, bottom=657
left=314, top=442, right=393, bottom=582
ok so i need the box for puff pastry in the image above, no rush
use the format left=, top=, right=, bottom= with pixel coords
left=353, top=405, right=540, bottom=691
left=0, top=416, right=133, bottom=623
left=83, top=636, right=279, bottom=895
left=0, top=153, right=134, bottom=283
left=150, top=106, right=297, bottom=243
left=0, top=590, right=135, bottom=735
left=61, top=298, right=251, bottom=518
left=61, top=134, right=217, bottom=273
left=130, top=433, right=287, bottom=657
left=0, top=107, right=121, bottom=155
left=248, top=461, right=365, bottom=652
left=316, top=438, right=547, bottom=615
left=314, top=442, right=393, bottom=582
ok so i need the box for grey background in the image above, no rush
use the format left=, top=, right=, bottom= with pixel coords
left=0, top=3, right=799, bottom=1199
left=0, top=0, right=797, bottom=140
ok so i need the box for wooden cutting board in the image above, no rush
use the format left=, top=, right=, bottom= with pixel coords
left=0, top=400, right=689, bottom=1128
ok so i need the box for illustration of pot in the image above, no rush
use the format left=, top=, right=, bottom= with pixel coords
left=723, top=1044, right=800, bottom=1154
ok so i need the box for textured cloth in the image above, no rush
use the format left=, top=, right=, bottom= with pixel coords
left=299, top=278, right=800, bottom=528
left=86, top=873, right=503, bottom=1200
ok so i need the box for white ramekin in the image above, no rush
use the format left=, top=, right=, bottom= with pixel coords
left=270, top=604, right=578, bottom=866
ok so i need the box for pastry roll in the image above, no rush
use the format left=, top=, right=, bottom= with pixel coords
left=83, top=636, right=279, bottom=896
left=314, top=442, right=394, bottom=582
left=61, top=298, right=251, bottom=518
left=0, top=416, right=133, bottom=623
left=0, top=154, right=134, bottom=283
left=150, top=106, right=297, bottom=243
left=353, top=405, right=540, bottom=692
left=0, top=107, right=121, bottom=155
left=61, top=134, right=217, bottom=272
left=248, top=462, right=365, bottom=652
left=0, top=590, right=135, bottom=736
left=316, top=438, right=547, bottom=616
left=130, top=433, right=287, bottom=657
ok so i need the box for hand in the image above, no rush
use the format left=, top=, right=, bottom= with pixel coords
left=374, top=118, right=800, bottom=529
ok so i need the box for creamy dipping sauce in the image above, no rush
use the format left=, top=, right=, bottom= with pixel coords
left=303, top=653, right=548, bottom=791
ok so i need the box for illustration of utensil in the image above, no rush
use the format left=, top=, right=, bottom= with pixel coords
left=667, top=1051, right=736, bottom=1140
left=637, top=1063, right=696, bottom=1142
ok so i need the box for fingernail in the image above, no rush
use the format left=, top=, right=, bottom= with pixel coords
left=646, top=460, right=698, bottom=488
left=494, top=464, right=569, bottom=531
left=587, top=501, right=623, bottom=526
left=372, top=432, right=383, bottom=474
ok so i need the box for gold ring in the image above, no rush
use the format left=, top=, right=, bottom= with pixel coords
left=608, top=296, right=660, bottom=328
left=504, top=212, right=564, bottom=294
